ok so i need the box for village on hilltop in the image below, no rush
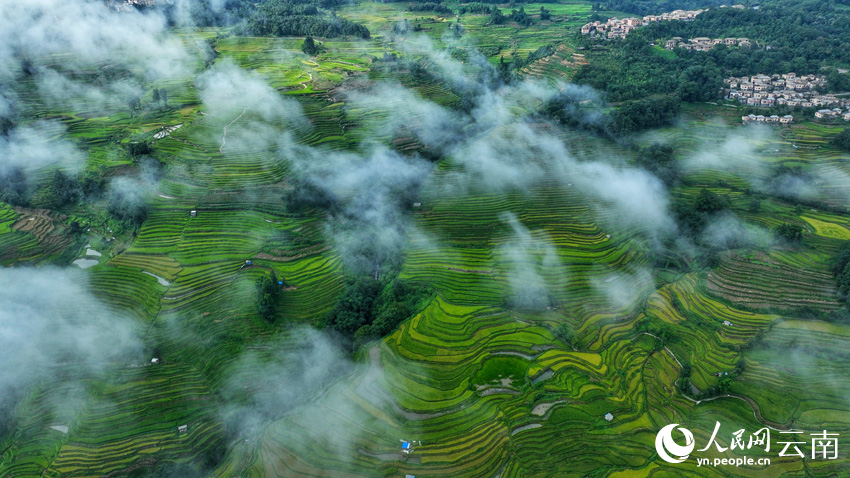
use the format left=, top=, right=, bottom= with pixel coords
left=581, top=9, right=705, bottom=39
left=580, top=5, right=745, bottom=39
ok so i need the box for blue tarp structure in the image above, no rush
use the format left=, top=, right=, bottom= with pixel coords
left=402, top=441, right=411, bottom=450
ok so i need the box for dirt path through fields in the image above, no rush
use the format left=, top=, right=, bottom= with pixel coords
left=220, top=108, right=247, bottom=153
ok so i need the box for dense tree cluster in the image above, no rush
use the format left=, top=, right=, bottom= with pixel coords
left=540, top=89, right=608, bottom=134
left=672, top=188, right=730, bottom=238
left=554, top=323, right=575, bottom=347
left=0, top=102, right=17, bottom=134
left=488, top=6, right=505, bottom=25
left=542, top=90, right=680, bottom=136
left=161, top=0, right=255, bottom=27
left=244, top=14, right=370, bottom=38
left=507, top=6, right=532, bottom=26
left=488, top=6, right=533, bottom=26
left=301, top=35, right=320, bottom=55
left=255, top=271, right=282, bottom=322
left=593, top=0, right=727, bottom=16
left=775, top=223, right=803, bottom=244
left=636, top=318, right=678, bottom=349
left=49, top=170, right=81, bottom=208
left=0, top=167, right=29, bottom=206
left=325, top=277, right=428, bottom=348
left=394, top=18, right=412, bottom=35
left=574, top=35, right=722, bottom=102
left=642, top=2, right=850, bottom=67
left=0, top=390, right=19, bottom=450
left=458, top=3, right=493, bottom=14
left=635, top=143, right=678, bottom=186
left=325, top=277, right=382, bottom=337
left=162, top=0, right=371, bottom=39
left=407, top=3, right=453, bottom=14
left=107, top=187, right=148, bottom=228
left=611, top=95, right=681, bottom=133
left=151, top=88, right=168, bottom=107
left=240, top=0, right=370, bottom=38
left=833, top=128, right=850, bottom=152
left=514, top=44, right=556, bottom=70
left=126, top=140, right=152, bottom=158
left=282, top=177, right=338, bottom=212
left=833, top=241, right=850, bottom=301
left=0, top=116, right=13, bottom=137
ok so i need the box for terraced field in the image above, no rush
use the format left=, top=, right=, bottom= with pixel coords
left=3, top=2, right=850, bottom=478
left=337, top=1, right=606, bottom=66
left=205, top=108, right=850, bottom=476
left=706, top=250, right=841, bottom=311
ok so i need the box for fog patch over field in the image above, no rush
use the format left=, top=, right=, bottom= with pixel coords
left=218, top=328, right=388, bottom=467
left=498, top=213, right=562, bottom=310
left=741, top=322, right=850, bottom=422
left=701, top=213, right=774, bottom=249
left=0, top=0, right=201, bottom=208
left=396, top=35, right=477, bottom=93
left=0, top=0, right=189, bottom=80
left=678, top=124, right=850, bottom=203
left=279, top=138, right=433, bottom=273
left=197, top=61, right=308, bottom=154
left=34, top=69, right=145, bottom=115
left=104, top=156, right=163, bottom=225
left=590, top=266, right=655, bottom=312
left=245, top=34, right=679, bottom=288
left=344, top=83, right=460, bottom=151
left=220, top=328, right=354, bottom=432
left=324, top=149, right=433, bottom=274
left=573, top=160, right=673, bottom=238
left=198, top=61, right=305, bottom=124
left=393, top=39, right=675, bottom=239
left=0, top=121, right=85, bottom=174
left=0, top=268, right=141, bottom=384
left=0, top=268, right=142, bottom=436
left=106, top=176, right=156, bottom=214
left=681, top=125, right=773, bottom=175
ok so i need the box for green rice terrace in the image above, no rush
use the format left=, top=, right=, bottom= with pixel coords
left=2, top=1, right=850, bottom=477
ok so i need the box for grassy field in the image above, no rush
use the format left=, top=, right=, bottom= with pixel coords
left=2, top=2, right=850, bottom=477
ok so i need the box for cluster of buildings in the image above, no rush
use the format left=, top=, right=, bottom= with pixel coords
left=742, top=109, right=850, bottom=124
left=814, top=108, right=850, bottom=121
left=725, top=73, right=849, bottom=109
left=580, top=5, right=745, bottom=40
left=741, top=114, right=794, bottom=124
left=580, top=9, right=706, bottom=39
left=664, top=37, right=751, bottom=51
